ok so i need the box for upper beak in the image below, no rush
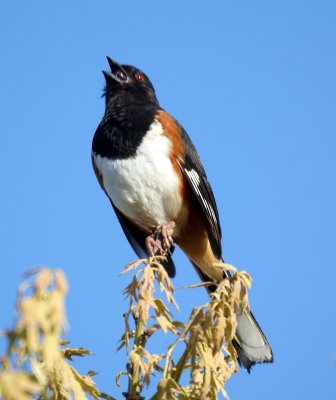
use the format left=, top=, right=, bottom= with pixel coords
left=102, top=56, right=127, bottom=84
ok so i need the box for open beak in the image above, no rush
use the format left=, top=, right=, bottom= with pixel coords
left=102, top=56, right=127, bottom=84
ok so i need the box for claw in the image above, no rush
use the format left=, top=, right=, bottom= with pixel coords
left=145, top=221, right=176, bottom=257
left=145, top=236, right=163, bottom=257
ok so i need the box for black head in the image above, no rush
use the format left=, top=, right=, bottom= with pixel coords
left=103, top=57, right=158, bottom=107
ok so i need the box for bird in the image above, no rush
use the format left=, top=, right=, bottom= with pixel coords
left=91, top=57, right=273, bottom=371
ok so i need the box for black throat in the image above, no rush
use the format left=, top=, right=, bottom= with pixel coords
left=92, top=95, right=159, bottom=160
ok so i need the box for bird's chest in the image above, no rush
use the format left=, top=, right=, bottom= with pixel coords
left=93, top=122, right=184, bottom=232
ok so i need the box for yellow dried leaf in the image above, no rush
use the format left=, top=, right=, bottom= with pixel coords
left=34, top=269, right=53, bottom=295
left=62, top=347, right=92, bottom=361
left=156, top=315, right=174, bottom=334
left=0, top=371, right=42, bottom=400
left=120, top=259, right=146, bottom=275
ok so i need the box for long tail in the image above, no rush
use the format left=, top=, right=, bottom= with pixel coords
left=234, top=308, right=273, bottom=371
left=191, top=262, right=273, bottom=371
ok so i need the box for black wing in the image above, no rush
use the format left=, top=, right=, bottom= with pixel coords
left=111, top=202, right=176, bottom=277
left=177, top=126, right=222, bottom=259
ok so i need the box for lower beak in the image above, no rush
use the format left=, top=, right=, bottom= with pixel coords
left=102, top=56, right=127, bottom=84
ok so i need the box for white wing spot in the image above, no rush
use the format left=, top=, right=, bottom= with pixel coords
left=185, top=168, right=218, bottom=228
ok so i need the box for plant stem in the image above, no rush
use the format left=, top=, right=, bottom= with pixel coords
left=128, top=316, right=144, bottom=399
left=171, top=345, right=190, bottom=383
left=97, top=391, right=118, bottom=400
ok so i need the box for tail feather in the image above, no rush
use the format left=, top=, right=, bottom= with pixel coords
left=234, top=309, right=273, bottom=371
left=190, top=261, right=273, bottom=371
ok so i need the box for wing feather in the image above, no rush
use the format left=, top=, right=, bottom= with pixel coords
left=177, top=127, right=222, bottom=258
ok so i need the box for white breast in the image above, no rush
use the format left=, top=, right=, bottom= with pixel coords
left=93, top=120, right=184, bottom=232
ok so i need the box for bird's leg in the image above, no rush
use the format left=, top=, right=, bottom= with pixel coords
left=145, top=221, right=176, bottom=257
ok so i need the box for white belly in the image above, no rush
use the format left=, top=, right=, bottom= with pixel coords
left=93, top=120, right=184, bottom=232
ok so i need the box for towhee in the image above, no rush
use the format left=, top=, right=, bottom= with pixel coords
left=92, top=57, right=273, bottom=370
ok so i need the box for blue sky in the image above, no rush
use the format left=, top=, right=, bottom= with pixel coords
left=1, top=1, right=335, bottom=398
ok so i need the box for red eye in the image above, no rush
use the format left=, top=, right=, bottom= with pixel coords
left=135, top=72, right=144, bottom=82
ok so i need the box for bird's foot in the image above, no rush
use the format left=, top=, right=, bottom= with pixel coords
left=145, top=236, right=163, bottom=257
left=145, top=221, right=176, bottom=257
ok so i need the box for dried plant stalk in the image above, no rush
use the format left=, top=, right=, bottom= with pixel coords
left=119, top=257, right=251, bottom=400
left=0, top=258, right=251, bottom=400
left=0, top=268, right=115, bottom=400
left=119, top=257, right=179, bottom=399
